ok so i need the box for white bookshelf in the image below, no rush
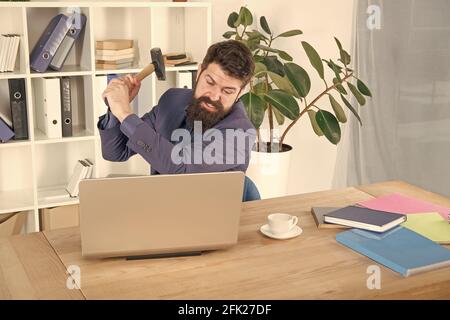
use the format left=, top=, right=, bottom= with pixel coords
left=0, top=1, right=212, bottom=233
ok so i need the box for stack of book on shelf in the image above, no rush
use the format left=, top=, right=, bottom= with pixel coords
left=163, top=52, right=197, bottom=67
left=38, top=159, right=94, bottom=203
left=319, top=206, right=407, bottom=233
left=0, top=79, right=29, bottom=143
left=0, top=34, right=20, bottom=72
left=66, top=159, right=94, bottom=198
left=311, top=193, right=450, bottom=277
left=96, top=39, right=135, bottom=70
left=29, top=12, right=87, bottom=73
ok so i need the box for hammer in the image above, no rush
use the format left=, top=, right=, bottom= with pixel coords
left=104, top=47, right=166, bottom=107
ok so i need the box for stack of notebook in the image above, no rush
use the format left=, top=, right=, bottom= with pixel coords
left=163, top=52, right=196, bottom=67
left=357, top=193, right=450, bottom=244
left=311, top=206, right=406, bottom=232
left=0, top=34, right=20, bottom=72
left=312, top=193, right=450, bottom=276
left=312, top=194, right=450, bottom=241
left=95, top=39, right=135, bottom=70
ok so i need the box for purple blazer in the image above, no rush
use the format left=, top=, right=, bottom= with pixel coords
left=98, top=88, right=256, bottom=175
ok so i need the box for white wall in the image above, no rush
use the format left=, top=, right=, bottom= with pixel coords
left=196, top=0, right=355, bottom=195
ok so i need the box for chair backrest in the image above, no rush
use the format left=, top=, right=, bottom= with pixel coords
left=242, top=176, right=261, bottom=202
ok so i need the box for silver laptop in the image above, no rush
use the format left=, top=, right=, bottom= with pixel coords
left=79, top=172, right=244, bottom=259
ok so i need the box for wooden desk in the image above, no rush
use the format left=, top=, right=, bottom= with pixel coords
left=1, top=181, right=449, bottom=299
left=0, top=232, right=84, bottom=299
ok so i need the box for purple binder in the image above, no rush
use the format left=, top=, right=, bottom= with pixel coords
left=0, top=116, right=14, bottom=143
left=30, top=14, right=71, bottom=73
left=49, top=12, right=87, bottom=71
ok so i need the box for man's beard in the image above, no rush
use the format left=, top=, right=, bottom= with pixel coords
left=186, top=95, right=230, bottom=132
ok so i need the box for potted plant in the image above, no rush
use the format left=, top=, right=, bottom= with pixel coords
left=223, top=6, right=372, bottom=198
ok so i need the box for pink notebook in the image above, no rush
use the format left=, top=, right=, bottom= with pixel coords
left=358, top=193, right=450, bottom=220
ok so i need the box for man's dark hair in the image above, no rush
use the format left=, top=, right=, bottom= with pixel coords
left=201, top=40, right=255, bottom=87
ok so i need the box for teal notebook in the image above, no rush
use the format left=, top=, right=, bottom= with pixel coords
left=336, top=227, right=450, bottom=277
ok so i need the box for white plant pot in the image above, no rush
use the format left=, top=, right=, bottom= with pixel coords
left=246, top=144, right=293, bottom=199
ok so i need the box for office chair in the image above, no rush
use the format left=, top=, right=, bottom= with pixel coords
left=242, top=176, right=261, bottom=202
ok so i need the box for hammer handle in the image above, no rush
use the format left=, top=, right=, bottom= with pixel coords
left=104, top=62, right=156, bottom=107
left=135, top=63, right=156, bottom=82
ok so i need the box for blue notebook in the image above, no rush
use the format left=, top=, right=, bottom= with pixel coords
left=336, top=227, right=450, bottom=277
left=324, top=205, right=406, bottom=232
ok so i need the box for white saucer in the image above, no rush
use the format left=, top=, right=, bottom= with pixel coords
left=260, top=224, right=303, bottom=240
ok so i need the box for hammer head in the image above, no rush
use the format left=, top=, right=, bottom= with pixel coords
left=151, top=48, right=166, bottom=81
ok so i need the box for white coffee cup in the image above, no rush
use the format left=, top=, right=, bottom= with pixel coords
left=268, top=213, right=298, bottom=235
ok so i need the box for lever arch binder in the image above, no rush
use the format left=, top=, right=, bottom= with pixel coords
left=176, top=71, right=193, bottom=89
left=60, top=77, right=72, bottom=137
left=8, top=78, right=29, bottom=140
left=30, top=14, right=71, bottom=73
left=34, top=77, right=62, bottom=139
left=49, top=12, right=87, bottom=71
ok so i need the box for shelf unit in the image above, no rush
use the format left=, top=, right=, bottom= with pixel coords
left=0, top=1, right=212, bottom=233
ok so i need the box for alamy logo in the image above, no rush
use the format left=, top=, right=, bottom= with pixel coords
left=366, top=265, right=381, bottom=290
left=367, top=5, right=381, bottom=30
left=170, top=121, right=255, bottom=166
left=67, top=6, right=83, bottom=29
left=66, top=265, right=81, bottom=290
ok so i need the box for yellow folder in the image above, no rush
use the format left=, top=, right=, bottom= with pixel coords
left=402, top=212, right=450, bottom=244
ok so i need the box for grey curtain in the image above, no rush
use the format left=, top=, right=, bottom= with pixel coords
left=333, top=0, right=450, bottom=197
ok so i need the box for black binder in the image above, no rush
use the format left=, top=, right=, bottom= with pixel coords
left=191, top=70, right=198, bottom=90
left=8, top=78, right=28, bottom=140
left=60, top=76, right=72, bottom=137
